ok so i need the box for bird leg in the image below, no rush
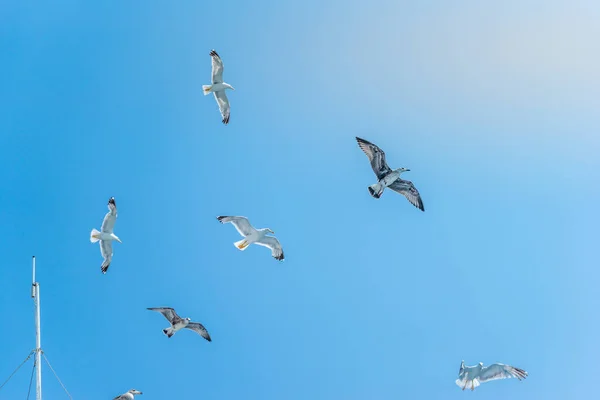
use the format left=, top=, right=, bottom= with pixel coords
left=471, top=381, right=475, bottom=391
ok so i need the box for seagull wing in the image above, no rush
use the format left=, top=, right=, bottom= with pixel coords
left=255, top=236, right=285, bottom=261
left=388, top=179, right=425, bottom=211
left=100, top=240, right=113, bottom=274
left=217, top=216, right=256, bottom=237
left=112, top=394, right=126, bottom=400
left=185, top=322, right=212, bottom=342
left=356, top=137, right=392, bottom=179
left=101, top=198, right=118, bottom=233
left=213, top=91, right=230, bottom=125
left=147, top=307, right=181, bottom=324
left=478, top=363, right=528, bottom=383
left=210, top=50, right=224, bottom=84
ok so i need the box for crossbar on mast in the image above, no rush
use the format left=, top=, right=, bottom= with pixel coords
left=32, top=256, right=42, bottom=400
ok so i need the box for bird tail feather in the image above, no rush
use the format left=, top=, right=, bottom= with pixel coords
left=235, top=239, right=250, bottom=251
left=202, top=85, right=212, bottom=95
left=163, top=328, right=174, bottom=338
left=368, top=183, right=384, bottom=199
left=90, top=228, right=101, bottom=243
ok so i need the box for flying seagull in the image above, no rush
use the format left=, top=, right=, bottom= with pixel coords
left=90, top=197, right=122, bottom=274
left=147, top=307, right=212, bottom=341
left=355, top=137, right=425, bottom=211
left=217, top=216, right=284, bottom=261
left=456, top=361, right=528, bottom=391
left=113, top=389, right=142, bottom=400
left=202, top=49, right=235, bottom=124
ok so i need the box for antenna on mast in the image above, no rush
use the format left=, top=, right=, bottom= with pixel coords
left=32, top=256, right=42, bottom=400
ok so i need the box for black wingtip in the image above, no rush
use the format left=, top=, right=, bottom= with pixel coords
left=222, top=115, right=230, bottom=124
left=209, top=49, right=219, bottom=57
left=216, top=216, right=226, bottom=223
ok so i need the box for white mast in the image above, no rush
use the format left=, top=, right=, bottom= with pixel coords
left=31, top=256, right=42, bottom=400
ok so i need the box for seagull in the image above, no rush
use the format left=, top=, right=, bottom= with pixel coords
left=456, top=361, right=528, bottom=391
left=355, top=137, right=425, bottom=211
left=113, top=389, right=142, bottom=400
left=90, top=197, right=122, bottom=274
left=202, top=49, right=234, bottom=124
left=217, top=216, right=284, bottom=261
left=147, top=307, right=212, bottom=341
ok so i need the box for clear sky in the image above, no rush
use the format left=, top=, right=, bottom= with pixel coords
left=1, top=1, right=599, bottom=399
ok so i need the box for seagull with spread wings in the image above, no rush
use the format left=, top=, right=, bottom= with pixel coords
left=456, top=361, right=528, bottom=391
left=217, top=216, right=284, bottom=261
left=355, top=137, right=425, bottom=211
left=202, top=49, right=235, bottom=124
left=113, top=389, right=142, bottom=400
left=147, top=307, right=212, bottom=341
left=90, top=197, right=122, bottom=274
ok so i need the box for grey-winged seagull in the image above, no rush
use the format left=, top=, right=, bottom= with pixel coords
left=456, top=361, right=528, bottom=391
left=202, top=49, right=235, bottom=124
left=113, top=389, right=142, bottom=400
left=217, top=216, right=284, bottom=261
left=356, top=137, right=425, bottom=211
left=90, top=197, right=122, bottom=274
left=147, top=307, right=212, bottom=341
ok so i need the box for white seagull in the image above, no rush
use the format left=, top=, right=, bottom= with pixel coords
left=147, top=307, right=212, bottom=341
left=113, top=389, right=142, bottom=400
left=456, top=361, right=528, bottom=391
left=217, top=216, right=284, bottom=261
left=356, top=137, right=425, bottom=211
left=90, top=197, right=122, bottom=274
left=202, top=49, right=234, bottom=124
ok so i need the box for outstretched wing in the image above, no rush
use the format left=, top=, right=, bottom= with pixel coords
left=101, top=197, right=118, bottom=233
left=185, top=322, right=212, bottom=342
left=217, top=216, right=256, bottom=237
left=356, top=137, right=391, bottom=179
left=255, top=236, right=285, bottom=261
left=213, top=91, right=230, bottom=125
left=147, top=307, right=181, bottom=324
left=388, top=179, right=425, bottom=211
left=478, top=363, right=528, bottom=383
left=100, top=240, right=113, bottom=274
left=210, top=50, right=224, bottom=84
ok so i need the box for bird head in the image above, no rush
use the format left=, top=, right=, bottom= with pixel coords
left=112, top=234, right=122, bottom=243
left=186, top=317, right=191, bottom=322
left=267, top=229, right=275, bottom=234
left=396, top=167, right=410, bottom=174
left=479, top=362, right=484, bottom=367
left=226, top=84, right=235, bottom=91
left=129, top=389, right=142, bottom=395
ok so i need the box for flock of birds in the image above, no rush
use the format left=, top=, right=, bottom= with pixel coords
left=87, top=50, right=528, bottom=399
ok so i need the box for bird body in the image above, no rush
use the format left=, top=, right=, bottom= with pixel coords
left=204, top=82, right=234, bottom=94
left=356, top=137, right=425, bottom=211
left=91, top=231, right=120, bottom=242
left=113, top=389, right=142, bottom=400
left=217, top=216, right=284, bottom=260
left=456, top=361, right=528, bottom=391
left=90, top=197, right=122, bottom=274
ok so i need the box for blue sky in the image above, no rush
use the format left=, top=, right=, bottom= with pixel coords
left=1, top=1, right=599, bottom=399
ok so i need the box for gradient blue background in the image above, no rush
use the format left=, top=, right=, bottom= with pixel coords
left=1, top=1, right=599, bottom=399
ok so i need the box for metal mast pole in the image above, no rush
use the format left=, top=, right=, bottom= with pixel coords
left=31, top=256, right=42, bottom=400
